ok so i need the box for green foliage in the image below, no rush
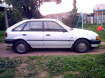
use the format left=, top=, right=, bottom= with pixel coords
left=0, top=69, right=15, bottom=78
left=99, top=44, right=105, bottom=49
left=5, top=0, right=42, bottom=18
left=7, top=10, right=22, bottom=26
left=43, top=56, right=64, bottom=75
left=38, top=54, right=105, bottom=77
left=0, top=10, right=22, bottom=30
left=0, top=57, right=22, bottom=78
left=5, top=0, right=62, bottom=19
left=0, top=57, right=22, bottom=68
left=0, top=12, right=5, bottom=30
left=28, top=56, right=41, bottom=60
left=0, top=31, right=4, bottom=42
left=64, top=72, right=79, bottom=78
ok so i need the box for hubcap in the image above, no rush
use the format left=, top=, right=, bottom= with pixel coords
left=16, top=44, right=26, bottom=53
left=78, top=42, right=87, bottom=52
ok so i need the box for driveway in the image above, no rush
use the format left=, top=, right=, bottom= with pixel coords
left=0, top=43, right=105, bottom=57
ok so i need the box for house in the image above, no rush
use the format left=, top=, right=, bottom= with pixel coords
left=94, top=4, right=105, bottom=24
left=86, top=13, right=94, bottom=24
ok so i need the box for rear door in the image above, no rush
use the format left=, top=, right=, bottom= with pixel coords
left=22, top=21, right=44, bottom=48
left=43, top=21, right=71, bottom=48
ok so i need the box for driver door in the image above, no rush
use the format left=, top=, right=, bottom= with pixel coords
left=43, top=21, right=71, bottom=48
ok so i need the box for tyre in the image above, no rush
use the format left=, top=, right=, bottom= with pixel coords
left=12, top=40, right=30, bottom=54
left=73, top=39, right=90, bottom=53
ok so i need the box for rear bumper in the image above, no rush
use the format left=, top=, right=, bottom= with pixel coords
left=5, top=39, right=14, bottom=44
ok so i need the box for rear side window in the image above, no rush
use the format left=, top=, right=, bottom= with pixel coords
left=23, top=21, right=43, bottom=31
left=13, top=23, right=26, bottom=31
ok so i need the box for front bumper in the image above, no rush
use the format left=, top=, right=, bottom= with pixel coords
left=90, top=40, right=101, bottom=47
left=90, top=40, right=101, bottom=44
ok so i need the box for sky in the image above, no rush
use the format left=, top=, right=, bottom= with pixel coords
left=40, top=0, right=105, bottom=15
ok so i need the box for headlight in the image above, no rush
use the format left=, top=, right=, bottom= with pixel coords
left=96, top=36, right=101, bottom=40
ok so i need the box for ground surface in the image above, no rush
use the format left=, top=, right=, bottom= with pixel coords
left=0, top=42, right=105, bottom=57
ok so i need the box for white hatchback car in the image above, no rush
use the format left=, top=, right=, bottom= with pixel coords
left=5, top=19, right=101, bottom=54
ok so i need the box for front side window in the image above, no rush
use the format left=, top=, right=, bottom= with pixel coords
left=23, top=21, right=43, bottom=31
left=44, top=21, right=66, bottom=32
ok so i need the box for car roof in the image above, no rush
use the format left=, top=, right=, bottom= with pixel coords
left=23, top=18, right=58, bottom=22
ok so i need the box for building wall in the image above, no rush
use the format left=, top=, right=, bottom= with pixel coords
left=86, top=16, right=94, bottom=24
left=94, top=10, right=105, bottom=24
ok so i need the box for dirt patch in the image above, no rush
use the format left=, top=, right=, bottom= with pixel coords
left=15, top=64, right=29, bottom=78
left=38, top=71, right=49, bottom=78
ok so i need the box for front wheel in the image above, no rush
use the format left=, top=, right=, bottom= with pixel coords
left=73, top=39, right=90, bottom=53
left=12, top=40, right=30, bottom=54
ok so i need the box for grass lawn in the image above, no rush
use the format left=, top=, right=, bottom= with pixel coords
left=84, top=24, right=105, bottom=42
left=0, top=54, right=105, bottom=78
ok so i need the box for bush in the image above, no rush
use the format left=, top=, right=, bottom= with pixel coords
left=0, top=12, right=6, bottom=30
left=0, top=57, right=22, bottom=68
left=0, top=57, right=22, bottom=78
left=0, top=31, right=4, bottom=42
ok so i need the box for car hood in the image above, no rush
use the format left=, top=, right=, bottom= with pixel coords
left=70, top=28, right=98, bottom=37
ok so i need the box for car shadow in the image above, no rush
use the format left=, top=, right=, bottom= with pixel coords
left=6, top=47, right=97, bottom=54
left=30, top=48, right=72, bottom=53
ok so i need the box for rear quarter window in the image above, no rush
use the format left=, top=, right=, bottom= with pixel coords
left=12, top=23, right=26, bottom=31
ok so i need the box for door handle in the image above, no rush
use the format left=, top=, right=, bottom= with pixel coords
left=46, top=34, right=50, bottom=36
left=22, top=34, right=27, bottom=36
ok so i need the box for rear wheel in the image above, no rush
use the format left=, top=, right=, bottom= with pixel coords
left=12, top=40, right=30, bottom=54
left=73, top=39, right=90, bottom=53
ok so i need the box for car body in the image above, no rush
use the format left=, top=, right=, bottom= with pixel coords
left=5, top=19, right=101, bottom=53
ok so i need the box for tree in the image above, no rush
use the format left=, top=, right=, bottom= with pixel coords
left=0, top=0, right=2, bottom=3
left=5, top=0, right=61, bottom=19
left=62, top=0, right=77, bottom=27
left=71, top=0, right=77, bottom=27
left=0, top=12, right=5, bottom=30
